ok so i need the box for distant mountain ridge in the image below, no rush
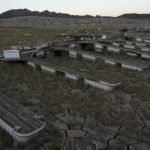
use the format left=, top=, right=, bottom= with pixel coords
left=0, top=9, right=97, bottom=19
left=0, top=9, right=150, bottom=19
left=118, top=13, right=150, bottom=19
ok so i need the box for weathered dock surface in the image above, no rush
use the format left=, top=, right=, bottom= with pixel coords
left=0, top=92, right=45, bottom=143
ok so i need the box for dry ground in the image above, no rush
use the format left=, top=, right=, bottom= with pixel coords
left=0, top=27, right=150, bottom=150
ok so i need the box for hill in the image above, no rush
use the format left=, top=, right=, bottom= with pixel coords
left=118, top=13, right=150, bottom=19
left=0, top=9, right=96, bottom=19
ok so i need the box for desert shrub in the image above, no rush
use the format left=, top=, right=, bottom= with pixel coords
left=0, top=128, right=13, bottom=149
left=42, top=123, right=62, bottom=150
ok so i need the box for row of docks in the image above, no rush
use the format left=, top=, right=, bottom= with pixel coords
left=58, top=33, right=150, bottom=44
left=50, top=46, right=149, bottom=72
left=98, top=40, right=150, bottom=54
left=0, top=34, right=149, bottom=144
left=50, top=40, right=150, bottom=71
left=27, top=58, right=121, bottom=91
left=0, top=92, right=45, bottom=143
left=1, top=36, right=149, bottom=91
left=0, top=46, right=122, bottom=91
left=0, top=45, right=48, bottom=143
left=58, top=33, right=107, bottom=41
left=67, top=40, right=150, bottom=60
left=113, top=39, right=150, bottom=48
left=1, top=35, right=150, bottom=86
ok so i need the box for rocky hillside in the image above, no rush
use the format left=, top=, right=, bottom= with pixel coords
left=0, top=16, right=150, bottom=28
left=0, top=9, right=95, bottom=19
left=1, top=9, right=150, bottom=20
left=118, top=13, right=150, bottom=19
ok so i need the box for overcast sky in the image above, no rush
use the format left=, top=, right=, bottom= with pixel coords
left=0, top=0, right=150, bottom=16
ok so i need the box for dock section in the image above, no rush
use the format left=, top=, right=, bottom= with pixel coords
left=0, top=92, right=45, bottom=143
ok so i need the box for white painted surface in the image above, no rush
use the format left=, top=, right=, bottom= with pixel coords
left=95, top=43, right=103, bottom=53
left=69, top=50, right=77, bottom=56
left=15, top=123, right=46, bottom=143
left=69, top=44, right=76, bottom=48
left=121, top=64, right=143, bottom=71
left=0, top=118, right=14, bottom=136
left=36, top=44, right=48, bottom=51
left=107, top=46, right=120, bottom=53
left=27, top=62, right=36, bottom=68
left=136, top=38, right=142, bottom=42
left=127, top=52, right=137, bottom=57
left=3, top=50, right=20, bottom=59
left=95, top=43, right=103, bottom=49
left=112, top=42, right=120, bottom=47
left=36, top=51, right=45, bottom=56
left=84, top=79, right=113, bottom=91
left=141, top=47, right=150, bottom=52
left=41, top=65, right=56, bottom=73
left=0, top=118, right=45, bottom=143
left=23, top=46, right=32, bottom=50
left=95, top=49, right=102, bottom=53
left=82, top=54, right=96, bottom=62
left=65, top=73, right=79, bottom=80
left=102, top=35, right=107, bottom=39
left=141, top=54, right=150, bottom=59
left=136, top=43, right=146, bottom=47
left=105, top=60, right=117, bottom=66
left=144, top=39, right=150, bottom=43
left=75, top=44, right=80, bottom=47
left=66, top=36, right=70, bottom=39
left=80, top=37, right=85, bottom=41
left=124, top=44, right=135, bottom=49
left=69, top=50, right=77, bottom=59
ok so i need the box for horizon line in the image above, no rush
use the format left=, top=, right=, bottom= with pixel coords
left=0, top=8, right=150, bottom=17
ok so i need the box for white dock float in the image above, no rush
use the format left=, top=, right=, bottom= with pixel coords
left=80, top=37, right=85, bottom=41
left=124, top=44, right=135, bottom=49
left=41, top=65, right=56, bottom=74
left=121, top=64, right=143, bottom=71
left=3, top=50, right=21, bottom=60
left=141, top=48, right=150, bottom=52
left=95, top=43, right=103, bottom=53
left=136, top=38, right=142, bottom=42
left=69, top=50, right=77, bottom=59
left=102, top=35, right=107, bottom=39
left=144, top=39, right=150, bottom=43
left=104, top=60, right=117, bottom=66
left=82, top=54, right=96, bottom=62
left=0, top=93, right=46, bottom=144
left=0, top=118, right=45, bottom=143
left=27, top=61, right=36, bottom=68
left=69, top=44, right=76, bottom=48
left=26, top=59, right=121, bottom=91
left=136, top=43, right=146, bottom=47
left=23, top=46, right=32, bottom=50
left=112, top=42, right=120, bottom=47
left=84, top=79, right=114, bottom=91
left=107, top=46, right=120, bottom=53
left=127, top=52, right=137, bottom=57
left=141, top=54, right=150, bottom=60
left=65, top=73, right=79, bottom=81
left=36, top=51, right=45, bottom=56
